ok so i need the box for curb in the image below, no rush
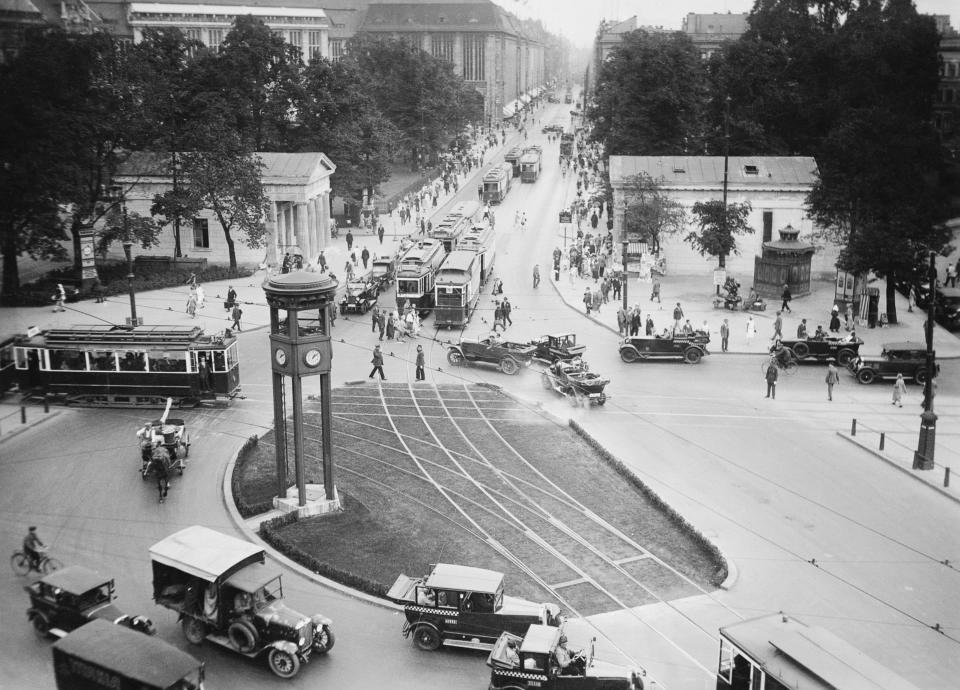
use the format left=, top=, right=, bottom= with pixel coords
left=0, top=408, right=62, bottom=444
left=220, top=434, right=402, bottom=612
left=835, top=432, right=959, bottom=507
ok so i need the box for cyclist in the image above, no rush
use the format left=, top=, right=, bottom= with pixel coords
left=23, top=526, right=45, bottom=571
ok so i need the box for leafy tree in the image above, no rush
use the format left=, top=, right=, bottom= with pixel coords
left=686, top=200, right=755, bottom=269
left=619, top=173, right=687, bottom=253
left=587, top=30, right=706, bottom=156
left=95, top=206, right=163, bottom=257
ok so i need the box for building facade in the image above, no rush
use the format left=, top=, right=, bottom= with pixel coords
left=681, top=12, right=748, bottom=59
left=609, top=156, right=840, bottom=280
left=115, top=152, right=336, bottom=268
left=359, top=1, right=545, bottom=127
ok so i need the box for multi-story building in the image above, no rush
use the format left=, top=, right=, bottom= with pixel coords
left=358, top=1, right=545, bottom=127
left=681, top=12, right=748, bottom=59
left=933, top=18, right=959, bottom=158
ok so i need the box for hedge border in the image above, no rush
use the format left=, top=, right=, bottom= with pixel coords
left=568, top=420, right=729, bottom=587
left=231, top=434, right=274, bottom=518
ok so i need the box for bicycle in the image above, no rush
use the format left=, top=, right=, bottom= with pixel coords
left=11, top=546, right=62, bottom=576
left=761, top=352, right=798, bottom=377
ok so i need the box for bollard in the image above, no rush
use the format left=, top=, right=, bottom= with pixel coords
left=851, top=418, right=857, bottom=436
left=21, top=406, right=27, bottom=424
left=879, top=432, right=885, bottom=451
left=43, top=394, right=49, bottom=413
left=946, top=467, right=951, bottom=488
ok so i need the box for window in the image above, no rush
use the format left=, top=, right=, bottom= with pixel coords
left=431, top=33, right=454, bottom=63
left=329, top=39, right=344, bottom=62
left=287, top=30, right=302, bottom=49
left=208, top=29, right=224, bottom=52
left=763, top=211, right=773, bottom=243
left=462, top=35, right=485, bottom=81
left=192, top=218, right=209, bottom=249
left=308, top=31, right=324, bottom=60
left=183, top=28, right=202, bottom=42
left=743, top=165, right=759, bottom=175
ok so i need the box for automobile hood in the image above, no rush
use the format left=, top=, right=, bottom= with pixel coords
left=87, top=603, right=127, bottom=623
left=585, top=659, right=634, bottom=680
left=499, top=595, right=545, bottom=617
left=256, top=601, right=309, bottom=629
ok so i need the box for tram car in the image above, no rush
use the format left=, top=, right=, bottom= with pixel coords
left=458, top=222, right=497, bottom=285
left=504, top=146, right=524, bottom=177
left=520, top=147, right=542, bottom=183
left=1, top=336, right=16, bottom=396
left=10, top=324, right=240, bottom=407
left=434, top=251, right=482, bottom=328
left=395, top=238, right=447, bottom=316
left=431, top=200, right=483, bottom=253
left=482, top=164, right=513, bottom=204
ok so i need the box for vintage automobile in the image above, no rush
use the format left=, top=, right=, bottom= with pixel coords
left=932, top=287, right=960, bottom=330
left=487, top=624, right=646, bottom=690
left=150, top=525, right=334, bottom=679
left=779, top=334, right=863, bottom=366
left=541, top=124, right=564, bottom=134
left=447, top=337, right=537, bottom=375
left=848, top=341, right=938, bottom=385
left=542, top=359, right=608, bottom=406
left=619, top=333, right=710, bottom=364
left=371, top=255, right=397, bottom=292
left=529, top=333, right=586, bottom=364
left=387, top=563, right=562, bottom=652
left=339, top=277, right=379, bottom=315
left=25, top=565, right=156, bottom=639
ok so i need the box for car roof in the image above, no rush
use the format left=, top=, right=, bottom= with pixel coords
left=54, top=620, right=200, bottom=686
left=521, top=624, right=561, bottom=654
left=225, top=561, right=283, bottom=593
left=425, top=564, right=503, bottom=593
left=547, top=333, right=574, bottom=339
left=150, top=525, right=264, bottom=582
left=39, top=565, right=111, bottom=594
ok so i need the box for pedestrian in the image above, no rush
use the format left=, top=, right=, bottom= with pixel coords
left=583, top=287, right=592, bottom=314
left=372, top=307, right=379, bottom=333
left=720, top=318, right=730, bottom=352
left=226, top=285, right=237, bottom=312
left=195, top=284, right=206, bottom=310
left=745, top=316, right=756, bottom=343
left=281, top=253, right=291, bottom=274
left=328, top=301, right=337, bottom=328
left=502, top=297, right=513, bottom=326
left=93, top=278, right=105, bottom=303
left=617, top=307, right=628, bottom=336
left=377, top=309, right=386, bottom=340
left=415, top=345, right=425, bottom=381
left=318, top=251, right=327, bottom=273
left=351, top=250, right=357, bottom=266
left=377, top=224, right=385, bottom=245
left=645, top=315, right=654, bottom=336
left=672, top=303, right=684, bottom=332
left=185, top=291, right=197, bottom=318
left=346, top=228, right=354, bottom=251
left=829, top=305, right=841, bottom=333
left=369, top=345, right=386, bottom=380
left=765, top=361, right=778, bottom=399
left=52, top=283, right=67, bottom=312
left=611, top=274, right=621, bottom=300
left=231, top=303, right=243, bottom=331
left=907, top=285, right=916, bottom=312
left=844, top=303, right=854, bottom=331
left=361, top=246, right=370, bottom=269
left=345, top=261, right=354, bottom=281
left=772, top=311, right=783, bottom=340
left=797, top=318, right=808, bottom=339
left=681, top=319, right=694, bottom=335
left=780, top=283, right=792, bottom=312
left=630, top=307, right=641, bottom=336
left=592, top=288, right=602, bottom=313
left=533, top=264, right=540, bottom=289
left=892, top=373, right=906, bottom=407
left=386, top=312, right=395, bottom=340
left=825, top=360, right=840, bottom=401
left=492, top=302, right=505, bottom=332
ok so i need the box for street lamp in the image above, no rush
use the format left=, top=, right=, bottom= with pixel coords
left=913, top=250, right=937, bottom=469
left=107, top=184, right=139, bottom=325
left=719, top=96, right=731, bottom=297
left=622, top=240, right=629, bottom=311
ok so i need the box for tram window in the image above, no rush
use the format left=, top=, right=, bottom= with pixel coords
left=119, top=351, right=147, bottom=372
left=398, top=279, right=419, bottom=294
left=149, top=352, right=186, bottom=372
left=49, top=349, right=85, bottom=371
left=717, top=638, right=734, bottom=681
left=0, top=344, right=13, bottom=368
left=89, top=350, right=117, bottom=371
left=212, top=350, right=226, bottom=371
left=226, top=344, right=238, bottom=369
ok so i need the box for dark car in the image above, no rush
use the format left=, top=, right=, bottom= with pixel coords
left=25, top=565, right=155, bottom=639
left=619, top=333, right=710, bottom=364
left=848, top=341, right=938, bottom=384
left=447, top=337, right=537, bottom=375
left=388, top=564, right=562, bottom=653
left=779, top=334, right=863, bottom=366
left=530, top=333, right=586, bottom=364
left=932, top=287, right=960, bottom=330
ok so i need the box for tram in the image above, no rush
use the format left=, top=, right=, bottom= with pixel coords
left=457, top=222, right=497, bottom=285
left=395, top=237, right=447, bottom=316
left=10, top=324, right=241, bottom=407
left=504, top=146, right=524, bottom=177
left=717, top=613, right=921, bottom=690
left=519, top=150, right=541, bottom=183
left=431, top=200, right=482, bottom=253
left=482, top=164, right=513, bottom=204
left=434, top=251, right=482, bottom=328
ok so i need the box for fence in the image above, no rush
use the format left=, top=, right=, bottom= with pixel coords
left=849, top=418, right=953, bottom=488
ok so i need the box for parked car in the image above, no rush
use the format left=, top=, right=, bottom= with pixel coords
left=447, top=337, right=537, bottom=375
left=150, top=525, right=334, bottom=679
left=371, top=256, right=396, bottom=292
left=779, top=334, right=863, bottom=366
left=848, top=341, right=938, bottom=384
left=932, top=287, right=960, bottom=330
left=387, top=563, right=562, bottom=652
left=487, top=624, right=645, bottom=690
left=529, top=333, right=586, bottom=364
left=25, top=565, right=156, bottom=639
left=339, top=277, right=379, bottom=314
left=619, top=333, right=710, bottom=364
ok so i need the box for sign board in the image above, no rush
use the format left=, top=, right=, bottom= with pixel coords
left=558, top=211, right=572, bottom=224
left=79, top=226, right=99, bottom=285
left=125, top=317, right=144, bottom=327
left=713, top=268, right=727, bottom=288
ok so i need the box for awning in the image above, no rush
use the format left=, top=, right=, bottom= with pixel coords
left=502, top=99, right=520, bottom=118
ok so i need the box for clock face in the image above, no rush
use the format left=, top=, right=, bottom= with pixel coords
left=274, top=348, right=287, bottom=366
left=304, top=348, right=322, bottom=368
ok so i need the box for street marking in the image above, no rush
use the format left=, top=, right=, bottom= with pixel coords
left=551, top=577, right=588, bottom=589
left=614, top=554, right=652, bottom=565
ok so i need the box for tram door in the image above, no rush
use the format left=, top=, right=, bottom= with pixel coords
left=194, top=345, right=239, bottom=397
left=14, top=347, right=42, bottom=389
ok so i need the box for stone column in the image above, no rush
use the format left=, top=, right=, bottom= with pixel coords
left=266, top=201, right=279, bottom=266
left=453, top=33, right=463, bottom=76
left=306, top=197, right=317, bottom=260
left=295, top=202, right=308, bottom=260
left=320, top=192, right=331, bottom=248
left=320, top=29, right=328, bottom=60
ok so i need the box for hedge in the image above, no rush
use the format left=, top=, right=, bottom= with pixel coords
left=232, top=435, right=275, bottom=519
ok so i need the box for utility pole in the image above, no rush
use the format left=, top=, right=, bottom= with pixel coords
left=719, top=96, right=731, bottom=297
left=621, top=240, right=629, bottom=311
left=172, top=151, right=182, bottom=258
left=913, top=250, right=937, bottom=469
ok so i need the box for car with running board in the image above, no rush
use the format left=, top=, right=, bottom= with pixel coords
left=447, top=337, right=537, bottom=375
left=529, top=333, right=586, bottom=364
left=618, top=333, right=710, bottom=364
left=778, top=334, right=863, bottom=366
left=848, top=341, right=938, bottom=384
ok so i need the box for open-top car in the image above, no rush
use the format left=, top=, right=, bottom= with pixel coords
left=542, top=359, right=608, bottom=406
left=619, top=332, right=710, bottom=364
left=779, top=333, right=863, bottom=366
left=530, top=333, right=586, bottom=364
left=848, top=341, right=938, bottom=385
left=487, top=624, right=646, bottom=690
left=26, top=565, right=156, bottom=640
left=150, top=525, right=334, bottom=679
left=447, top=337, right=537, bottom=375
left=339, top=276, right=379, bottom=314
left=387, top=563, right=562, bottom=652
left=137, top=398, right=189, bottom=479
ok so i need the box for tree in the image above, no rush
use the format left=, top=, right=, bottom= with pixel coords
left=619, top=173, right=687, bottom=254
left=686, top=200, right=755, bottom=269
left=587, top=30, right=706, bottom=156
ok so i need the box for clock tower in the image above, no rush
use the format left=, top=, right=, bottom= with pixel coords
left=263, top=271, right=340, bottom=515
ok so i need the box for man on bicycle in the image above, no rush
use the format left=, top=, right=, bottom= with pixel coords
left=23, top=526, right=44, bottom=571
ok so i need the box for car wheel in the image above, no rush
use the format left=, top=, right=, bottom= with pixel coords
left=11, top=552, right=30, bottom=576
left=182, top=617, right=206, bottom=645
left=684, top=348, right=703, bottom=364
left=228, top=618, right=259, bottom=653
left=793, top=342, right=810, bottom=359
left=268, top=647, right=301, bottom=679
left=41, top=557, right=62, bottom=574
left=915, top=368, right=929, bottom=385
left=857, top=369, right=876, bottom=384
left=31, top=612, right=50, bottom=638
left=446, top=349, right=464, bottom=366
left=500, top=357, right=520, bottom=375
left=620, top=348, right=639, bottom=363
left=541, top=373, right=553, bottom=390
left=837, top=349, right=855, bottom=367
left=413, top=626, right=441, bottom=651
left=313, top=625, right=335, bottom=654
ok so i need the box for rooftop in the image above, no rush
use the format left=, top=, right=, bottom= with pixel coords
left=609, top=156, right=818, bottom=188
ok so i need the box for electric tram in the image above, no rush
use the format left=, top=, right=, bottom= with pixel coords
left=10, top=324, right=241, bottom=407
left=431, top=200, right=483, bottom=253
left=457, top=222, right=497, bottom=286
left=395, top=238, right=448, bottom=316
left=482, top=164, right=513, bottom=204
left=434, top=251, right=482, bottom=328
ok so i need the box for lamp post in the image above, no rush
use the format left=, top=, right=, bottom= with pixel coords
left=109, top=184, right=138, bottom=325
left=913, top=250, right=937, bottom=469
left=718, top=96, right=731, bottom=297
left=622, top=240, right=629, bottom=311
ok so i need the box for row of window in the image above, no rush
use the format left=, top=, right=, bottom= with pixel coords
left=15, top=346, right=238, bottom=374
